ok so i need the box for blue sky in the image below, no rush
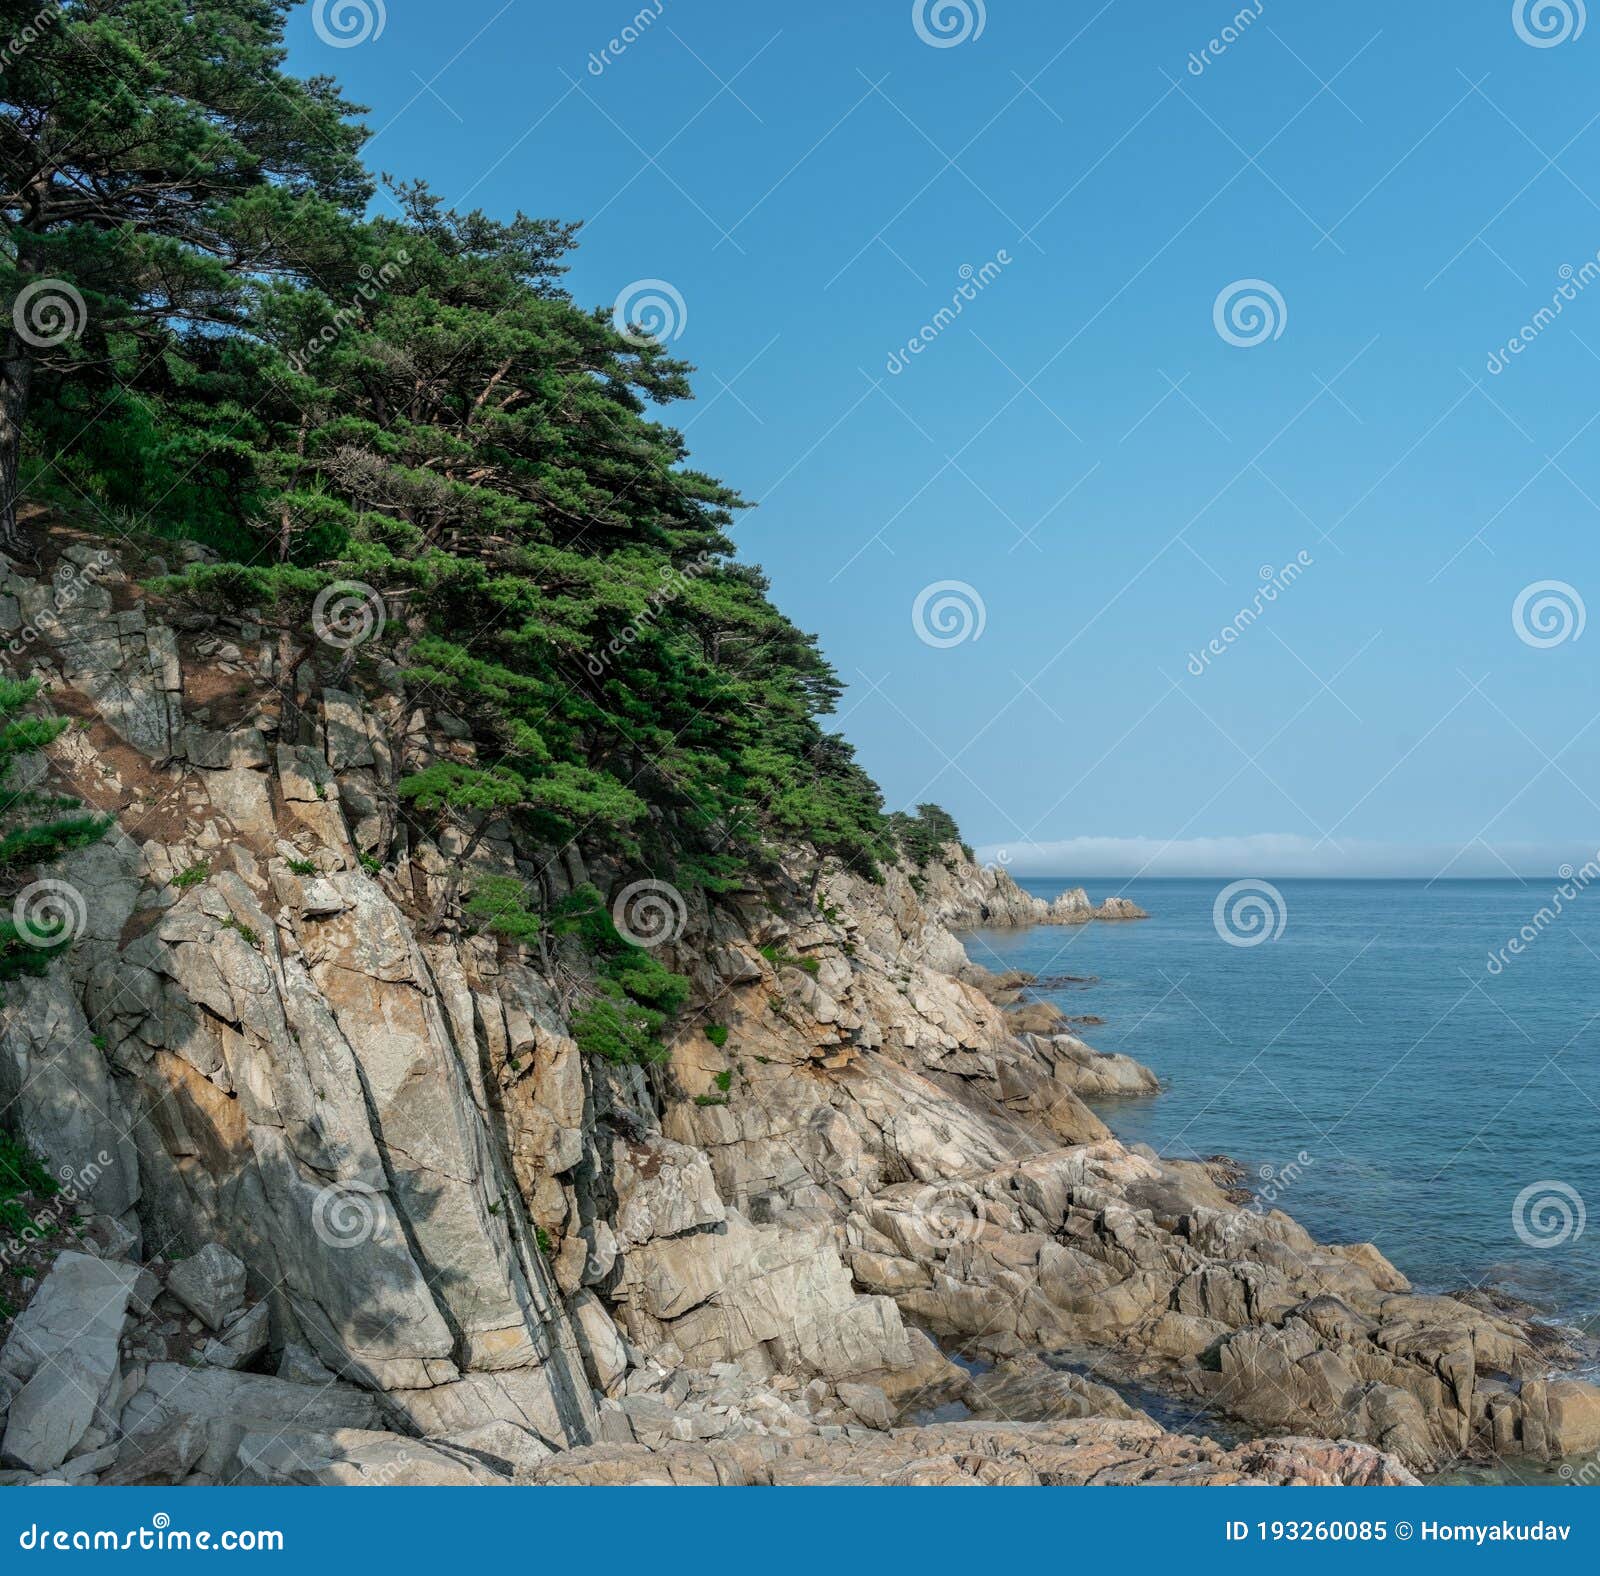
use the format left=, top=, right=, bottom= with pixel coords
left=288, top=1, right=1600, bottom=877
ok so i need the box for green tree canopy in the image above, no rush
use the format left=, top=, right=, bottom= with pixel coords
left=2, top=0, right=946, bottom=1050
left=1, top=0, right=369, bottom=550
left=154, top=181, right=894, bottom=884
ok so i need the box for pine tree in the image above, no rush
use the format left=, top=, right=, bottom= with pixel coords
left=7, top=17, right=910, bottom=1002
left=158, top=185, right=894, bottom=890
left=0, top=0, right=369, bottom=551
left=888, top=804, right=969, bottom=868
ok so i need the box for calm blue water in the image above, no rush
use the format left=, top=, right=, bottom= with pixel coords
left=963, top=878, right=1600, bottom=1336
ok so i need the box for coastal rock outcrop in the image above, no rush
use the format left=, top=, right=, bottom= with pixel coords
left=0, top=527, right=1594, bottom=1486
left=897, top=852, right=1148, bottom=933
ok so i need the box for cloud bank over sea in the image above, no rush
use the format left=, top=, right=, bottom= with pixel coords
left=978, top=835, right=1600, bottom=880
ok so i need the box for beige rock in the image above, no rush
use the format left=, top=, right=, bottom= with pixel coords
left=10, top=554, right=1585, bottom=1487
left=528, top=1417, right=1418, bottom=1487
left=236, top=1428, right=508, bottom=1487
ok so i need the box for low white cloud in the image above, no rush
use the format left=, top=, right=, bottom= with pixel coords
left=976, top=834, right=1600, bottom=880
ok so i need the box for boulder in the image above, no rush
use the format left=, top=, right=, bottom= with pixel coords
left=436, top=1421, right=552, bottom=1479
left=183, top=727, right=269, bottom=770
left=120, top=1364, right=388, bottom=1479
left=167, top=1243, right=246, bottom=1330
left=0, top=1252, right=141, bottom=1472
left=568, top=1289, right=629, bottom=1395
left=277, top=1343, right=336, bottom=1385
left=202, top=1301, right=270, bottom=1369
left=236, top=1427, right=507, bottom=1487
left=386, top=1369, right=585, bottom=1451
left=1095, top=897, right=1148, bottom=920
left=101, top=1415, right=206, bottom=1487
left=835, top=1381, right=892, bottom=1429
left=3, top=1357, right=105, bottom=1474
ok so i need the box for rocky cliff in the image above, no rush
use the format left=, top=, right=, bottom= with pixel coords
left=0, top=526, right=1595, bottom=1487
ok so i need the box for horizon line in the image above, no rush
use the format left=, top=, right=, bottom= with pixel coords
left=974, top=835, right=1600, bottom=883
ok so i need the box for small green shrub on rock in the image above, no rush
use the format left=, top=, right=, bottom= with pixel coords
left=0, top=678, right=111, bottom=989
left=0, top=1126, right=58, bottom=1240
left=463, top=875, right=542, bottom=946
left=555, top=885, right=689, bottom=1066
left=759, top=944, right=819, bottom=977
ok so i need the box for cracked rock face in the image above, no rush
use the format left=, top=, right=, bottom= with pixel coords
left=1, top=534, right=1596, bottom=1487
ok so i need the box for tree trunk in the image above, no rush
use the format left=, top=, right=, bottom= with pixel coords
left=0, top=220, right=46, bottom=561
left=1, top=150, right=55, bottom=559
left=277, top=412, right=310, bottom=563
left=276, top=631, right=313, bottom=743
left=0, top=333, right=35, bottom=559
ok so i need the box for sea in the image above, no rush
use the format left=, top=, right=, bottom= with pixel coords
left=961, top=877, right=1600, bottom=1350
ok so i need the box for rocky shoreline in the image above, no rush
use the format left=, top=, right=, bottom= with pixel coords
left=1, top=527, right=1597, bottom=1487
left=910, top=854, right=1148, bottom=931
